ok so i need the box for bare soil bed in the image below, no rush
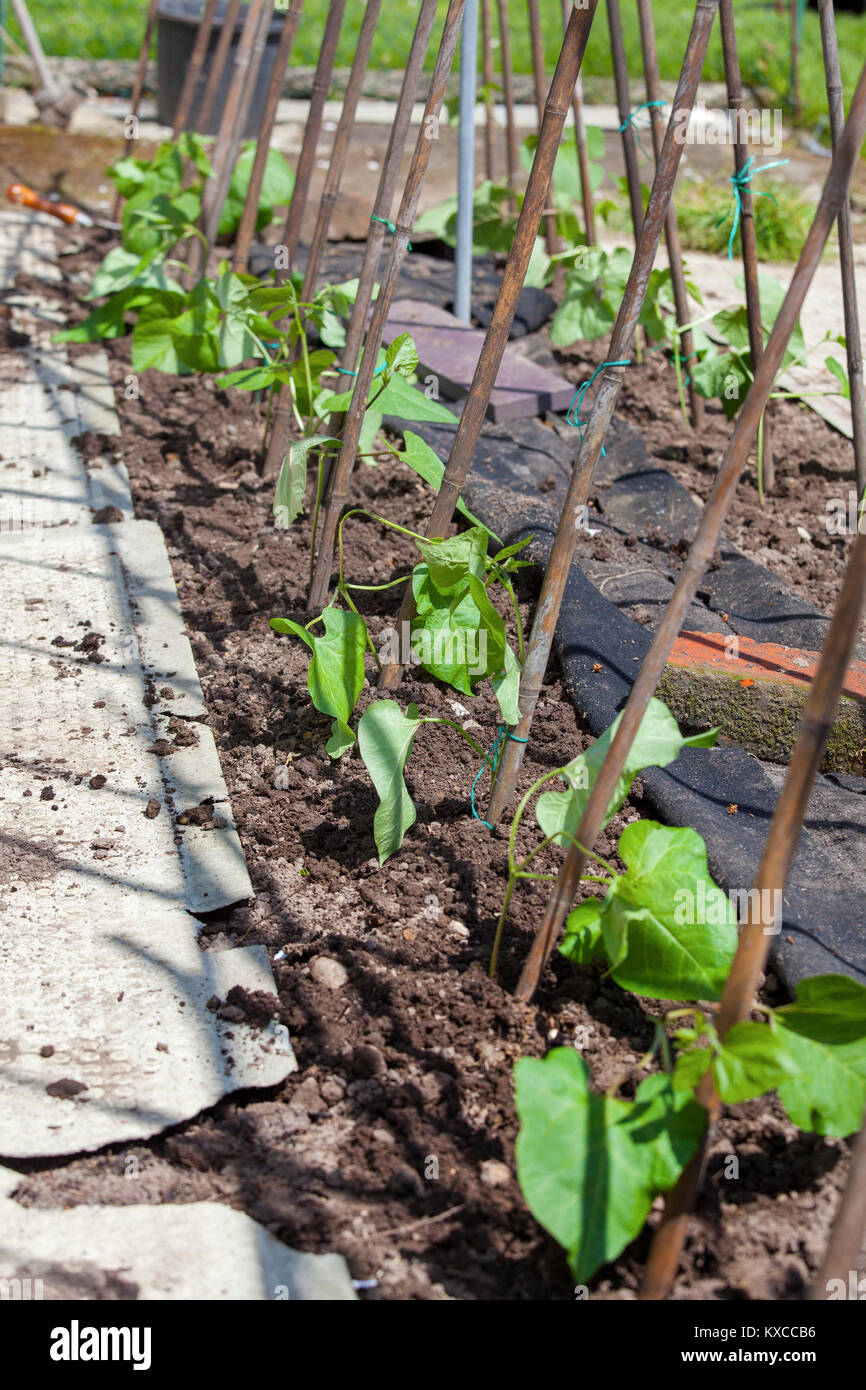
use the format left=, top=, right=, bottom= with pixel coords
left=7, top=233, right=858, bottom=1301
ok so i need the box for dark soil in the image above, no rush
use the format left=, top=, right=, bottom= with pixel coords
left=5, top=232, right=855, bottom=1301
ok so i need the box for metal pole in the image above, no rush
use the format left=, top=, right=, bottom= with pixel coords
left=376, top=0, right=601, bottom=691
left=455, top=0, right=479, bottom=323
left=515, top=53, right=866, bottom=1006
left=233, top=0, right=305, bottom=273
left=818, top=0, right=866, bottom=504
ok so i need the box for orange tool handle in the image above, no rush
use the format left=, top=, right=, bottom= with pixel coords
left=7, top=183, right=81, bottom=224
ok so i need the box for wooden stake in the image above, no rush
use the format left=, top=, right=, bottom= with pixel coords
left=495, top=0, right=519, bottom=194
left=172, top=0, right=220, bottom=139
left=233, top=1, right=305, bottom=274
left=561, top=0, right=596, bottom=245
left=487, top=0, right=720, bottom=824
left=527, top=0, right=563, bottom=263
left=818, top=0, right=866, bottom=503
left=306, top=0, right=469, bottom=613
left=256, top=0, right=347, bottom=480
left=373, top=0, right=601, bottom=680
left=813, top=1099, right=866, bottom=1299
left=791, top=0, right=803, bottom=122
left=608, top=0, right=644, bottom=240
left=298, top=0, right=382, bottom=300
left=481, top=0, right=495, bottom=182
left=636, top=0, right=703, bottom=429
left=643, top=525, right=866, bottom=1299
left=198, top=0, right=243, bottom=134
left=198, top=0, right=272, bottom=256
left=321, top=0, right=439, bottom=465
left=720, top=0, right=775, bottom=494
left=514, top=52, right=866, bottom=1006
left=111, top=0, right=160, bottom=220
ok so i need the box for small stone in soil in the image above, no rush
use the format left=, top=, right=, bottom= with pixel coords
left=480, top=1159, right=512, bottom=1188
left=40, top=786, right=54, bottom=800
left=89, top=775, right=107, bottom=789
left=309, top=956, right=349, bottom=991
left=144, top=798, right=161, bottom=819
left=45, top=1078, right=88, bottom=1099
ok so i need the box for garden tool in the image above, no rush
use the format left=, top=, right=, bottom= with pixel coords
left=6, top=184, right=120, bottom=231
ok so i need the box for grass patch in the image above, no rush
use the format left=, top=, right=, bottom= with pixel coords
left=674, top=178, right=815, bottom=262
left=7, top=0, right=864, bottom=127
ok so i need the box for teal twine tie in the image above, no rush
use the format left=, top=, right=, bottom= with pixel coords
left=618, top=100, right=666, bottom=161
left=724, top=156, right=789, bottom=259
left=471, top=725, right=529, bottom=830
left=337, top=362, right=387, bottom=379
left=371, top=214, right=411, bottom=251
left=566, top=359, right=632, bottom=448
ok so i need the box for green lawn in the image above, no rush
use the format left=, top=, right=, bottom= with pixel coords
left=6, top=1, right=864, bottom=128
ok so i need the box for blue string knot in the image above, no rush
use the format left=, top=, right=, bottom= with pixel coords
left=618, top=100, right=666, bottom=160
left=723, top=155, right=789, bottom=259
left=371, top=214, right=411, bottom=251
left=566, top=359, right=632, bottom=449
left=471, top=725, right=530, bottom=830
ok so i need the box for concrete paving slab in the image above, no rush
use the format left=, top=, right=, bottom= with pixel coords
left=384, top=299, right=575, bottom=421
left=0, top=1198, right=356, bottom=1299
left=0, top=521, right=252, bottom=920
left=0, top=210, right=61, bottom=289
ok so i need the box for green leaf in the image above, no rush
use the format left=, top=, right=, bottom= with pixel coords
left=515, top=1049, right=705, bottom=1284
left=536, top=697, right=719, bottom=848
left=492, top=643, right=522, bottom=726
left=385, top=331, right=419, bottom=378
left=673, top=1021, right=799, bottom=1104
left=398, top=432, right=490, bottom=530
left=774, top=975, right=866, bottom=1136
left=825, top=356, right=851, bottom=399
left=415, top=525, right=489, bottom=591
left=87, top=246, right=182, bottom=300
left=562, top=822, right=737, bottom=1002
left=357, top=701, right=422, bottom=864
left=369, top=371, right=456, bottom=423
left=270, top=608, right=367, bottom=758
left=273, top=435, right=339, bottom=526
left=218, top=143, right=295, bottom=238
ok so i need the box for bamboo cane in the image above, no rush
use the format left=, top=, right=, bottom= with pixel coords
left=487, top=0, right=720, bottom=823
left=317, top=0, right=439, bottom=481
left=608, top=0, right=644, bottom=240
left=818, top=0, right=866, bottom=504
left=527, top=0, right=563, bottom=263
left=791, top=0, right=803, bottom=123
left=199, top=0, right=272, bottom=252
left=812, top=1099, right=866, bottom=1299
left=720, top=0, right=775, bottom=494
left=496, top=0, right=519, bottom=195
left=198, top=0, right=243, bottom=134
left=514, top=54, right=866, bottom=1006
left=481, top=0, right=495, bottom=182
left=636, top=0, right=703, bottom=429
left=259, top=0, right=348, bottom=478
left=374, top=0, right=601, bottom=685
left=298, top=0, right=382, bottom=299
left=186, top=0, right=269, bottom=280
left=275, top=0, right=347, bottom=280
left=172, top=0, right=220, bottom=139
left=233, top=1, right=305, bottom=274
left=306, top=0, right=469, bottom=613
left=111, top=0, right=160, bottom=220
left=562, top=0, right=596, bottom=245
left=643, top=525, right=866, bottom=1299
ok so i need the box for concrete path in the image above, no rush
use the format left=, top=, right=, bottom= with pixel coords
left=0, top=210, right=353, bottom=1297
